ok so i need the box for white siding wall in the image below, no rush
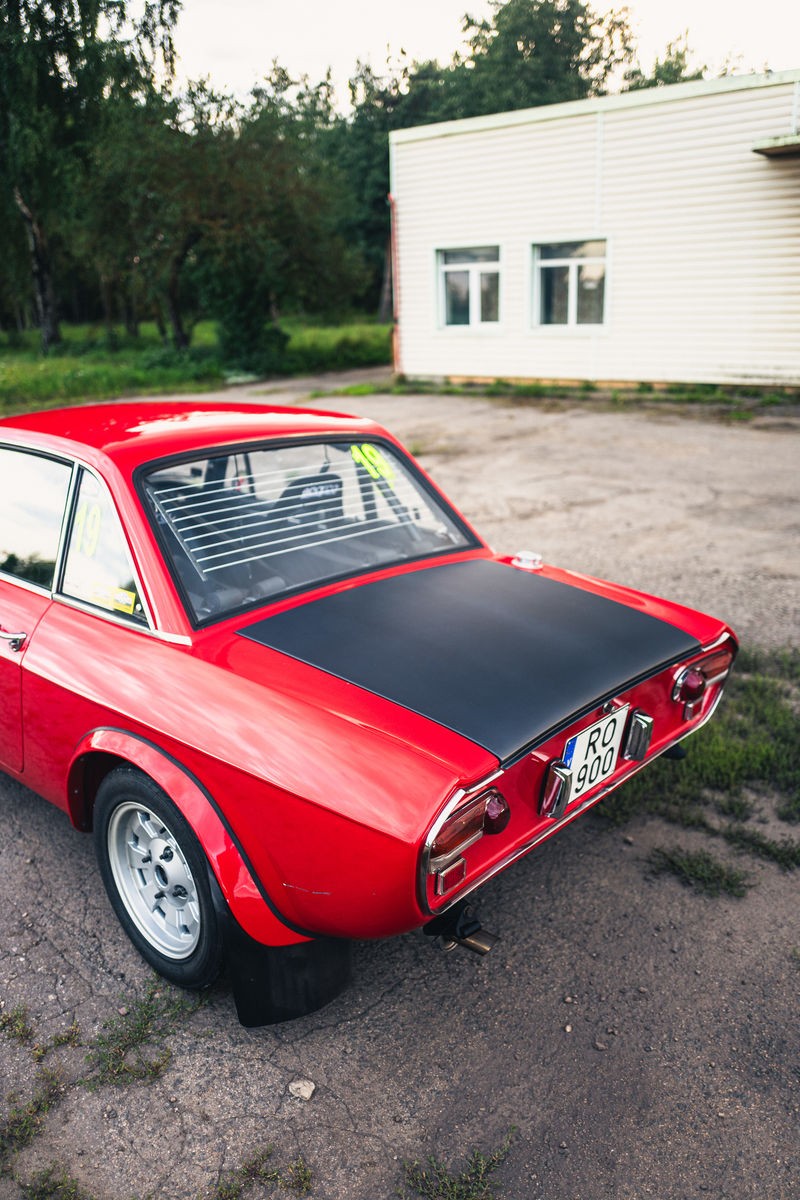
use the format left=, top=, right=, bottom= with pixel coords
left=391, top=74, right=800, bottom=385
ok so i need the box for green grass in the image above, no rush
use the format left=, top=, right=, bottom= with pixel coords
left=211, top=1150, right=312, bottom=1199
left=0, top=1005, right=35, bottom=1047
left=282, top=320, right=391, bottom=374
left=600, top=648, right=800, bottom=888
left=0, top=1071, right=63, bottom=1176
left=328, top=375, right=798, bottom=411
left=722, top=825, right=800, bottom=870
left=19, top=1166, right=96, bottom=1200
left=401, top=1131, right=514, bottom=1200
left=600, top=648, right=800, bottom=833
left=0, top=327, right=223, bottom=411
left=648, top=847, right=751, bottom=897
left=0, top=320, right=392, bottom=412
left=83, top=979, right=199, bottom=1088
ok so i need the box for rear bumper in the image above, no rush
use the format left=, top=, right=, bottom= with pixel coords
left=419, top=631, right=737, bottom=915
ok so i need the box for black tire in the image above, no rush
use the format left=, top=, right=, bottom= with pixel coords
left=93, top=767, right=224, bottom=988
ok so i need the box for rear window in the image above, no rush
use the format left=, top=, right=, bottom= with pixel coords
left=141, top=439, right=473, bottom=622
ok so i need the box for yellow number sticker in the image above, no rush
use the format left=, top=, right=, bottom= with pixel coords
left=351, top=444, right=395, bottom=482
left=73, top=502, right=103, bottom=558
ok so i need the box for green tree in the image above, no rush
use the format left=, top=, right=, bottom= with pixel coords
left=458, top=0, right=634, bottom=116
left=198, top=70, right=364, bottom=370
left=335, top=0, right=637, bottom=311
left=623, top=34, right=705, bottom=91
left=0, top=0, right=180, bottom=350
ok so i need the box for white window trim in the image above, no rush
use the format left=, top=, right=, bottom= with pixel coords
left=437, top=246, right=502, bottom=331
left=530, top=238, right=609, bottom=332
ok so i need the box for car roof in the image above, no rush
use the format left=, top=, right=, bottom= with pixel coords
left=0, top=400, right=381, bottom=472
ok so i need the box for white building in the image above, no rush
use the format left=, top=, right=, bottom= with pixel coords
left=389, top=71, right=800, bottom=386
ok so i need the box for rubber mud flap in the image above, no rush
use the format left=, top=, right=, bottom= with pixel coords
left=226, top=922, right=353, bottom=1026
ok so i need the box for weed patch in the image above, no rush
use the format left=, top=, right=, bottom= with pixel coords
left=600, top=649, right=800, bottom=833
left=598, top=648, right=799, bottom=890
left=83, top=979, right=199, bottom=1088
left=19, top=1165, right=96, bottom=1200
left=0, top=1071, right=63, bottom=1175
left=0, top=1005, right=35, bottom=1047
left=327, top=376, right=799, bottom=414
left=723, top=826, right=800, bottom=870
left=401, top=1130, right=514, bottom=1200
left=211, top=1149, right=312, bottom=1199
left=648, top=847, right=751, bottom=897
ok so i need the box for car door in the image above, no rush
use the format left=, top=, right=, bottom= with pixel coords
left=0, top=446, right=73, bottom=773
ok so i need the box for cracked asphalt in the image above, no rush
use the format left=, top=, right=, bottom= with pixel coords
left=1, top=376, right=798, bottom=1199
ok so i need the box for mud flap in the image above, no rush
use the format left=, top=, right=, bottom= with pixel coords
left=208, top=869, right=352, bottom=1025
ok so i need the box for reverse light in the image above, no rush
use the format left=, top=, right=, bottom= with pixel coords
left=673, top=638, right=737, bottom=719
left=429, top=789, right=510, bottom=871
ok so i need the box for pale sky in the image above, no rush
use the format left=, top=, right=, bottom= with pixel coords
left=174, top=0, right=800, bottom=103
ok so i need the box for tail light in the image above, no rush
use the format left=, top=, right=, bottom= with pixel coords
left=429, top=788, right=510, bottom=875
left=673, top=637, right=736, bottom=718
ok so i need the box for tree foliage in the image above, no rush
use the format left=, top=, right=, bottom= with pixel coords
left=623, top=33, right=705, bottom=91
left=0, top=0, right=707, bottom=360
left=0, top=0, right=181, bottom=348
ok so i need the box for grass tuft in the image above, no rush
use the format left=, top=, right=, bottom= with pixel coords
left=0, top=1070, right=63, bottom=1175
left=600, top=648, right=800, bottom=840
left=0, top=1005, right=34, bottom=1046
left=400, top=1129, right=514, bottom=1200
left=723, top=826, right=800, bottom=871
left=211, top=1149, right=312, bottom=1199
left=83, top=979, right=198, bottom=1088
left=648, top=847, right=751, bottom=897
left=19, top=1165, right=96, bottom=1200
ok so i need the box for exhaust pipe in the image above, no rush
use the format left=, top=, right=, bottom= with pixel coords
left=423, top=902, right=499, bottom=956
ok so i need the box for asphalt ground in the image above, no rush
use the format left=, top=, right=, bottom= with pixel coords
left=1, top=377, right=798, bottom=1199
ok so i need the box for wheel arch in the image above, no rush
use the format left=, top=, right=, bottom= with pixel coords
left=67, top=728, right=310, bottom=948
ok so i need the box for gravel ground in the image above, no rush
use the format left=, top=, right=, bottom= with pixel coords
left=1, top=375, right=798, bottom=1200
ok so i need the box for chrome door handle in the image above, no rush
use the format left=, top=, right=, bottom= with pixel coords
left=0, top=630, right=27, bottom=652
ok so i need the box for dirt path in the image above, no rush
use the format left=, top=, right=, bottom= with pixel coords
left=1, top=379, right=797, bottom=1200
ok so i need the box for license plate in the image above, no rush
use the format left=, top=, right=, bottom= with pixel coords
left=563, top=705, right=629, bottom=801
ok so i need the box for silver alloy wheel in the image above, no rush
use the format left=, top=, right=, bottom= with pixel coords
left=106, top=801, right=202, bottom=960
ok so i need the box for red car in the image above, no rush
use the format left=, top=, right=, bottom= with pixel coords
left=0, top=400, right=736, bottom=1024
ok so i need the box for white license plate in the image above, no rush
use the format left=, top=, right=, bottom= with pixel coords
left=563, top=705, right=629, bottom=801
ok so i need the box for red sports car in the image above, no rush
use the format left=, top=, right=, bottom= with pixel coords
left=0, top=400, right=736, bottom=1024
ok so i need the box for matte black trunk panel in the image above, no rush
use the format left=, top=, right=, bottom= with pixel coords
left=238, top=559, right=699, bottom=761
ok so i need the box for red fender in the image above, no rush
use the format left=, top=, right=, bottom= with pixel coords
left=69, top=728, right=309, bottom=949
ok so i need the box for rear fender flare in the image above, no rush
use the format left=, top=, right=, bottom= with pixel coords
left=68, top=727, right=310, bottom=948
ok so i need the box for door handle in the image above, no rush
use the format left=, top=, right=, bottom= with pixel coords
left=0, top=629, right=27, bottom=652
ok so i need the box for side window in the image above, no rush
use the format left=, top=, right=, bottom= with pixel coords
left=0, top=447, right=72, bottom=588
left=61, top=470, right=147, bottom=624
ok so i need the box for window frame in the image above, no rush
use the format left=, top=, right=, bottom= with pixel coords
left=531, top=238, right=608, bottom=331
left=0, top=442, right=154, bottom=631
left=57, top=465, right=153, bottom=629
left=437, top=246, right=502, bottom=331
left=135, top=434, right=483, bottom=629
left=0, top=445, right=75, bottom=596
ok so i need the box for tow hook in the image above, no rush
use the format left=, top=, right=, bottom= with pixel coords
left=423, top=902, right=499, bottom=955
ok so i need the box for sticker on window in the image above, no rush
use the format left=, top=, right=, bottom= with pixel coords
left=351, top=444, right=395, bottom=482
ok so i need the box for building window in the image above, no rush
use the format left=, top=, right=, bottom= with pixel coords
left=440, top=247, right=500, bottom=327
left=534, top=240, right=606, bottom=326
